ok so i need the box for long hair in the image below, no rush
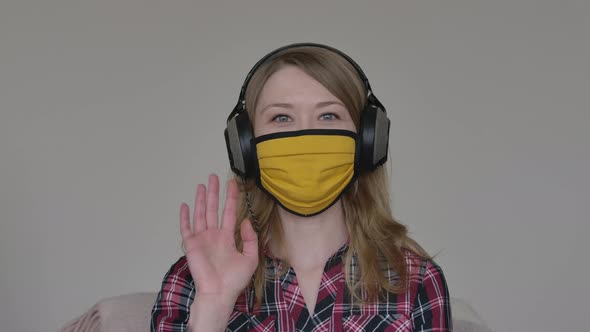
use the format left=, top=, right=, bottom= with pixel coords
left=233, top=45, right=430, bottom=305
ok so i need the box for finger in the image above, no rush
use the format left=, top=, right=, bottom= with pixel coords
left=179, top=202, right=192, bottom=241
left=206, top=174, right=220, bottom=230
left=240, top=219, right=259, bottom=258
left=221, top=178, right=239, bottom=232
left=193, top=184, right=206, bottom=233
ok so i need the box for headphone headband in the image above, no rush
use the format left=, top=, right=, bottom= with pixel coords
left=226, top=42, right=385, bottom=123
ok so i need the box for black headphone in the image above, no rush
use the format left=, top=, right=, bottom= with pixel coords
left=224, top=42, right=390, bottom=178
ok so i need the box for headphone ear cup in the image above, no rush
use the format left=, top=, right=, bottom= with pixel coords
left=357, top=106, right=390, bottom=173
left=224, top=111, right=255, bottom=177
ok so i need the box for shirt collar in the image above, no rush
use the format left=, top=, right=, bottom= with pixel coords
left=263, top=241, right=350, bottom=266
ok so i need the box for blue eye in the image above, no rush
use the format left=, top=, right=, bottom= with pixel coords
left=319, top=113, right=339, bottom=121
left=272, top=114, right=291, bottom=122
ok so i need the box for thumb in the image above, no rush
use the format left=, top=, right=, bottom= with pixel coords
left=240, top=219, right=258, bottom=258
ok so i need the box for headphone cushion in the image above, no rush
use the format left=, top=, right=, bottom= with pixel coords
left=225, top=111, right=255, bottom=177
left=358, top=106, right=390, bottom=172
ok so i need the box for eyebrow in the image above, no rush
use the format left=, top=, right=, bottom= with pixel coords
left=260, top=101, right=344, bottom=113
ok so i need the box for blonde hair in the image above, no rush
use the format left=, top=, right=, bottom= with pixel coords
left=233, top=45, right=430, bottom=305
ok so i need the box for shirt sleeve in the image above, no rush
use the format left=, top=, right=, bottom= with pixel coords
left=411, top=259, right=453, bottom=331
left=151, top=256, right=196, bottom=332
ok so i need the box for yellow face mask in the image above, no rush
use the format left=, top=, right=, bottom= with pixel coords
left=254, top=129, right=357, bottom=217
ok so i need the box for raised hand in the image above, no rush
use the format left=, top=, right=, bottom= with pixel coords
left=179, top=174, right=259, bottom=300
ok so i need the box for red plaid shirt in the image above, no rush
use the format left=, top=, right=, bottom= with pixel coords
left=151, top=244, right=452, bottom=331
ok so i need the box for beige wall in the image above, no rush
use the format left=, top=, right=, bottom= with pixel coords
left=1, top=1, right=588, bottom=331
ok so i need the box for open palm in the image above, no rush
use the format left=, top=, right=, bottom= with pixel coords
left=180, top=174, right=258, bottom=300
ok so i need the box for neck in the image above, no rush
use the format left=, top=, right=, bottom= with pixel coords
left=271, top=201, right=349, bottom=271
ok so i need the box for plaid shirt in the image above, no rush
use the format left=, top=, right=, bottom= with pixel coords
left=151, top=244, right=452, bottom=331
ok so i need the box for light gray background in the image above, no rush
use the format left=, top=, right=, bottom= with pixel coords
left=1, top=1, right=588, bottom=331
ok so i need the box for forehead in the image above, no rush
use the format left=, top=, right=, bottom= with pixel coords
left=255, top=65, right=340, bottom=112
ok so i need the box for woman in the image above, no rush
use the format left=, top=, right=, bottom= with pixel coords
left=151, top=43, right=452, bottom=331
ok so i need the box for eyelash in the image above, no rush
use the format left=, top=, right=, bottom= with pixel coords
left=272, top=114, right=291, bottom=122
left=319, top=113, right=339, bottom=120
left=271, top=113, right=340, bottom=122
